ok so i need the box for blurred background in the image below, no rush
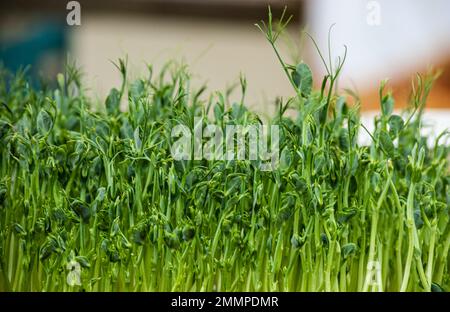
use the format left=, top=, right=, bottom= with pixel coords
left=1, top=0, right=450, bottom=120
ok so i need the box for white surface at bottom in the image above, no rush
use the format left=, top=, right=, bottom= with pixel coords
left=359, top=109, right=450, bottom=146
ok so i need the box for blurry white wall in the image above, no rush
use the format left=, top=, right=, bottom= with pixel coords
left=70, top=14, right=297, bottom=116
left=306, top=0, right=450, bottom=90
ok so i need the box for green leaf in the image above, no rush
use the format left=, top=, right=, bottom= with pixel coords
left=134, top=127, right=142, bottom=151
left=342, top=243, right=357, bottom=259
left=279, top=147, right=292, bottom=172
left=370, top=172, right=381, bottom=193
left=431, top=282, right=445, bottom=292
left=164, top=231, right=180, bottom=249
left=75, top=256, right=91, bottom=268
left=182, top=226, right=195, bottom=241
left=338, top=129, right=350, bottom=151
left=414, top=209, right=424, bottom=229
left=95, top=123, right=110, bottom=140
left=71, top=203, right=91, bottom=224
left=320, top=233, right=328, bottom=246
left=226, top=176, right=241, bottom=194
left=291, top=173, right=307, bottom=194
left=129, top=79, right=145, bottom=99
left=37, top=110, right=53, bottom=135
left=277, top=206, right=293, bottom=223
left=314, top=184, right=323, bottom=206
left=381, top=94, right=394, bottom=117
left=96, top=187, right=106, bottom=202
left=290, top=234, right=305, bottom=248
left=292, top=63, right=313, bottom=97
left=214, top=103, right=223, bottom=122
left=105, top=88, right=120, bottom=115
left=13, top=223, right=27, bottom=236
left=379, top=130, right=395, bottom=157
left=120, top=119, right=134, bottom=139
left=313, top=153, right=326, bottom=176
left=348, top=151, right=359, bottom=176
left=132, top=229, right=147, bottom=245
left=40, top=237, right=58, bottom=261
left=388, top=115, right=404, bottom=138
left=337, top=209, right=357, bottom=224
left=75, top=141, right=84, bottom=155
left=230, top=103, right=246, bottom=120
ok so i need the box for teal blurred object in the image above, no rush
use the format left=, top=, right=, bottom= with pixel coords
left=0, top=20, right=67, bottom=81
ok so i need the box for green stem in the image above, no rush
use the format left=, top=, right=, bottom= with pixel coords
left=401, top=181, right=416, bottom=291
left=363, top=166, right=391, bottom=292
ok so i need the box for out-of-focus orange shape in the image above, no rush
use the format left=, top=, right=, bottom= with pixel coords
left=359, top=58, right=450, bottom=111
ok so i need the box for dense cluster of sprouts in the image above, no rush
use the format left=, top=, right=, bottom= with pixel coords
left=0, top=10, right=448, bottom=291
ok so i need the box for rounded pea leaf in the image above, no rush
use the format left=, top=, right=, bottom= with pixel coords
left=231, top=103, right=246, bottom=120
left=313, top=154, right=326, bottom=176
left=381, top=94, right=394, bottom=117
left=120, top=119, right=134, bottom=139
left=72, top=203, right=91, bottom=224
left=379, top=130, right=395, bottom=157
left=164, top=232, right=180, bottom=249
left=182, top=226, right=195, bottom=241
left=388, top=115, right=404, bottom=138
left=279, top=147, right=293, bottom=171
left=37, top=110, right=53, bottom=135
left=431, top=282, right=444, bottom=292
left=291, top=234, right=305, bottom=248
left=133, top=229, right=147, bottom=245
left=292, top=63, right=313, bottom=97
left=342, top=243, right=357, bottom=259
left=105, top=88, right=120, bottom=115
